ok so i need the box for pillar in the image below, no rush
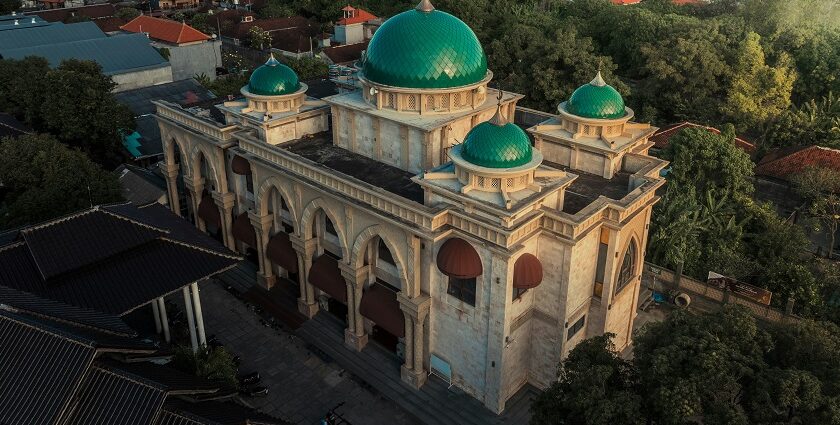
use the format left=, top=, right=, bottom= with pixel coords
left=157, top=297, right=170, bottom=343
left=190, top=282, right=207, bottom=347
left=291, top=234, right=318, bottom=318
left=250, top=212, right=276, bottom=289
left=151, top=300, right=162, bottom=333
left=183, top=287, right=198, bottom=352
left=183, top=178, right=205, bottom=231
left=398, top=293, right=431, bottom=389
left=212, top=191, right=236, bottom=251
left=160, top=162, right=181, bottom=215
left=340, top=264, right=368, bottom=351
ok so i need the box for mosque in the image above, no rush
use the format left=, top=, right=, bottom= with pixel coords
left=154, top=0, right=666, bottom=413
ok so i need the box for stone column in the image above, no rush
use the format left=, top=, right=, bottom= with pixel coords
left=212, top=191, right=236, bottom=251
left=249, top=211, right=276, bottom=289
left=291, top=234, right=318, bottom=318
left=340, top=263, right=368, bottom=351
left=398, top=293, right=431, bottom=389
left=183, top=178, right=205, bottom=231
left=190, top=282, right=206, bottom=347
left=183, top=287, right=198, bottom=352
left=151, top=301, right=162, bottom=333
left=157, top=297, right=170, bottom=343
left=160, top=162, right=181, bottom=216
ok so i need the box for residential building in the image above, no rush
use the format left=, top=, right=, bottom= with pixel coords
left=116, top=163, right=169, bottom=206
left=650, top=121, right=756, bottom=156
left=121, top=15, right=222, bottom=81
left=333, top=5, right=378, bottom=45
left=154, top=0, right=665, bottom=413
left=210, top=10, right=315, bottom=49
left=24, top=4, right=126, bottom=33
left=322, top=40, right=368, bottom=66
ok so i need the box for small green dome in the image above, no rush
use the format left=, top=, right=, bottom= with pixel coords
left=248, top=56, right=300, bottom=96
left=362, top=1, right=487, bottom=89
left=566, top=72, right=625, bottom=119
left=461, top=112, right=533, bottom=168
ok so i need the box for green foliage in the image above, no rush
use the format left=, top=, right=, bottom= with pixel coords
left=172, top=345, right=239, bottom=389
left=258, top=1, right=296, bottom=19
left=157, top=47, right=171, bottom=60
left=0, top=58, right=134, bottom=168
left=762, top=92, right=840, bottom=150
left=0, top=134, right=123, bottom=230
left=248, top=26, right=272, bottom=50
left=530, top=335, right=644, bottom=425
left=534, top=307, right=840, bottom=424
left=201, top=74, right=250, bottom=98
left=793, top=166, right=840, bottom=259
left=285, top=56, right=328, bottom=79
left=189, top=12, right=214, bottom=35
left=0, top=0, right=20, bottom=15
left=115, top=7, right=141, bottom=21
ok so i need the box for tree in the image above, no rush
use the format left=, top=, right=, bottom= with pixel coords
left=0, top=134, right=122, bottom=230
left=648, top=184, right=706, bottom=286
left=762, top=92, right=840, bottom=150
left=285, top=56, right=328, bottom=79
left=793, top=166, right=840, bottom=258
left=0, top=57, right=50, bottom=127
left=248, top=26, right=273, bottom=50
left=189, top=12, right=214, bottom=35
left=530, top=335, right=644, bottom=425
left=721, top=32, right=796, bottom=133
left=0, top=0, right=20, bottom=15
left=258, top=1, right=296, bottom=19
left=115, top=7, right=140, bottom=21
left=172, top=345, right=239, bottom=389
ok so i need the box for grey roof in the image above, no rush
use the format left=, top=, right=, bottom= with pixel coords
left=115, top=78, right=216, bottom=116
left=116, top=164, right=167, bottom=206
left=131, top=114, right=165, bottom=158
left=0, top=33, right=168, bottom=76
left=157, top=399, right=289, bottom=425
left=0, top=21, right=104, bottom=49
left=0, top=112, right=32, bottom=138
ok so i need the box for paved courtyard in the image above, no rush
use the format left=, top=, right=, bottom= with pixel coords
left=199, top=280, right=421, bottom=425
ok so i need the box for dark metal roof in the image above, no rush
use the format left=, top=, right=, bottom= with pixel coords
left=0, top=112, right=32, bottom=138
left=115, top=78, right=216, bottom=117
left=0, top=204, right=240, bottom=316
left=158, top=398, right=290, bottom=425
left=64, top=361, right=168, bottom=425
left=0, top=309, right=96, bottom=425
left=116, top=163, right=167, bottom=206
left=0, top=21, right=105, bottom=50
left=97, top=358, right=219, bottom=394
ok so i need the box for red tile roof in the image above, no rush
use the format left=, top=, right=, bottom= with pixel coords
left=211, top=12, right=313, bottom=40
left=650, top=121, right=756, bottom=154
left=756, top=145, right=840, bottom=181
left=121, top=15, right=210, bottom=44
left=336, top=6, right=377, bottom=25
left=322, top=41, right=368, bottom=65
left=26, top=4, right=115, bottom=22
left=612, top=0, right=641, bottom=4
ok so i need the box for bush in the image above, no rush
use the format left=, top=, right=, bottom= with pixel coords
left=172, top=345, right=239, bottom=389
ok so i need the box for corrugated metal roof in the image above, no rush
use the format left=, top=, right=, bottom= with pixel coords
left=0, top=33, right=168, bottom=76
left=64, top=361, right=168, bottom=425
left=0, top=21, right=104, bottom=49
left=158, top=398, right=290, bottom=425
left=115, top=78, right=216, bottom=116
left=0, top=309, right=96, bottom=425
left=97, top=358, right=220, bottom=394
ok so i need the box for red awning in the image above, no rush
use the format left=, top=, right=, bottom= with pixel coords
left=197, top=195, right=221, bottom=228
left=436, top=238, right=482, bottom=279
left=266, top=232, right=297, bottom=273
left=231, top=155, right=251, bottom=175
left=513, top=253, right=543, bottom=289
left=308, top=255, right=346, bottom=303
left=359, top=284, right=404, bottom=337
left=232, top=212, right=257, bottom=247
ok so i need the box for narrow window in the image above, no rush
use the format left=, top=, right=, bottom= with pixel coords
left=615, top=241, right=637, bottom=295
left=594, top=228, right=609, bottom=297
left=447, top=277, right=476, bottom=306
left=377, top=239, right=395, bottom=265
left=513, top=287, right=527, bottom=301
left=245, top=173, right=254, bottom=194
left=567, top=315, right=585, bottom=341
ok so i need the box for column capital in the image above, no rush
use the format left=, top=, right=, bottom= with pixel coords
left=290, top=234, right=317, bottom=254
left=160, top=162, right=179, bottom=178
left=338, top=262, right=367, bottom=286
left=212, top=191, right=235, bottom=210
left=248, top=211, right=273, bottom=232
left=183, top=177, right=205, bottom=195
left=398, top=292, right=431, bottom=322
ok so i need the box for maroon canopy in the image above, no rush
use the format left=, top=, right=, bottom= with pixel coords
left=436, top=238, right=482, bottom=279
left=266, top=232, right=297, bottom=273
left=231, top=155, right=251, bottom=175
left=232, top=213, right=256, bottom=247
left=359, top=284, right=404, bottom=337
left=197, top=196, right=221, bottom=228
left=308, top=255, right=346, bottom=303
left=513, top=253, right=543, bottom=289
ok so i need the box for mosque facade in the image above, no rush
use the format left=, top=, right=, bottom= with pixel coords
left=154, top=0, right=666, bottom=413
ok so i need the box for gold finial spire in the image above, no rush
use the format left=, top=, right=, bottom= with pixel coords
left=416, top=0, right=435, bottom=12
left=489, top=89, right=506, bottom=126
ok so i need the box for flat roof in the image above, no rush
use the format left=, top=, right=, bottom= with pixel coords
left=544, top=161, right=631, bottom=214
left=283, top=132, right=424, bottom=204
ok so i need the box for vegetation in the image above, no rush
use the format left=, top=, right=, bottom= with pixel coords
left=0, top=134, right=123, bottom=230
left=286, top=56, right=328, bottom=80
left=0, top=58, right=134, bottom=168
left=0, top=0, right=20, bottom=15
left=248, top=26, right=273, bottom=50
left=115, top=7, right=141, bottom=21
left=172, top=345, right=239, bottom=389
left=793, top=167, right=840, bottom=259
left=532, top=306, right=840, bottom=425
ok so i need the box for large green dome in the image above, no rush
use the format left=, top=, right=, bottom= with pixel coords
left=461, top=111, right=533, bottom=168
left=248, top=55, right=300, bottom=96
left=361, top=1, right=488, bottom=89
left=566, top=72, right=625, bottom=119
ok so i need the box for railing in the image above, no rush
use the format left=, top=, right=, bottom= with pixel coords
left=155, top=101, right=238, bottom=142
left=642, top=262, right=795, bottom=323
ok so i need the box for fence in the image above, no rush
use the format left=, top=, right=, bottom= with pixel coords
left=642, top=262, right=796, bottom=324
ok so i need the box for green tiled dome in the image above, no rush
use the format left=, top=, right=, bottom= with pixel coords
left=248, top=55, right=300, bottom=96
left=461, top=112, right=532, bottom=168
left=566, top=72, right=625, bottom=119
left=361, top=1, right=487, bottom=89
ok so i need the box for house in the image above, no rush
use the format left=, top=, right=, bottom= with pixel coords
left=121, top=15, right=222, bottom=81
left=755, top=145, right=840, bottom=182
left=321, top=40, right=367, bottom=66
left=115, top=78, right=217, bottom=165
left=209, top=10, right=315, bottom=49
left=0, top=21, right=172, bottom=92
left=649, top=121, right=756, bottom=155
left=154, top=0, right=667, bottom=414
left=24, top=4, right=126, bottom=33
left=333, top=5, right=378, bottom=45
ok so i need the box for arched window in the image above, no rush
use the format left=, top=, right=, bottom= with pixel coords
left=616, top=241, right=637, bottom=294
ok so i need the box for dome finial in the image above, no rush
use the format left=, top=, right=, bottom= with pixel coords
left=590, top=70, right=606, bottom=87
left=416, top=0, right=435, bottom=12
left=266, top=53, right=279, bottom=66
left=489, top=89, right=506, bottom=126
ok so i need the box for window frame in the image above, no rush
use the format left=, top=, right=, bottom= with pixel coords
left=615, top=241, right=637, bottom=295
left=566, top=315, right=586, bottom=341
left=513, top=287, right=528, bottom=301
left=447, top=276, right=476, bottom=306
